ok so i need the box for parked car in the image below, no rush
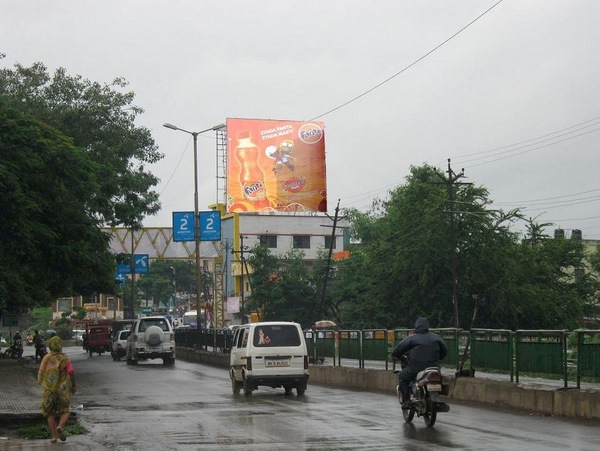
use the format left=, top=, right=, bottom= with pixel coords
left=111, top=329, right=131, bottom=361
left=126, top=316, right=175, bottom=365
left=229, top=321, right=309, bottom=396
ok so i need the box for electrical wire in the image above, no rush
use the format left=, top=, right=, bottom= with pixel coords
left=310, top=0, right=504, bottom=121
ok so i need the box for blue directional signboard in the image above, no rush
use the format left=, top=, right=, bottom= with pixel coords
left=115, top=255, right=149, bottom=275
left=135, top=254, right=149, bottom=274
left=200, top=211, right=221, bottom=241
left=173, top=211, right=195, bottom=242
left=173, top=210, right=221, bottom=242
left=115, top=272, right=127, bottom=285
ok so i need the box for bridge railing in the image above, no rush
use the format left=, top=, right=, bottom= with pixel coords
left=174, top=327, right=600, bottom=387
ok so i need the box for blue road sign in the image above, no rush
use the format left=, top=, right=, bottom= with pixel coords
left=115, top=272, right=127, bottom=285
left=200, top=211, right=221, bottom=241
left=135, top=254, right=149, bottom=274
left=116, top=255, right=149, bottom=274
left=173, top=211, right=195, bottom=242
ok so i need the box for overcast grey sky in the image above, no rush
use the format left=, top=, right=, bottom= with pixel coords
left=3, top=1, right=600, bottom=237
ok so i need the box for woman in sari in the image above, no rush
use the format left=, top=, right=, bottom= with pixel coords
left=37, top=336, right=77, bottom=443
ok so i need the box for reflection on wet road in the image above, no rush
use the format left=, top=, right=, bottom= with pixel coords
left=38, top=349, right=600, bottom=450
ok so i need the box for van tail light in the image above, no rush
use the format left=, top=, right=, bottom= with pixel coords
left=304, top=355, right=309, bottom=370
left=133, top=334, right=138, bottom=342
left=170, top=333, right=174, bottom=341
left=245, top=356, right=252, bottom=371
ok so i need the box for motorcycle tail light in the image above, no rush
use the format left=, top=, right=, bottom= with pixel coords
left=424, top=372, right=441, bottom=383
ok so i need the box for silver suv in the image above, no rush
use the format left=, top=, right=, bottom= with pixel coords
left=126, top=316, right=175, bottom=365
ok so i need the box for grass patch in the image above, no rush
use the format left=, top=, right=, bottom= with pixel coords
left=17, top=422, right=86, bottom=439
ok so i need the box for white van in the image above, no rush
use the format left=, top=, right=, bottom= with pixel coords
left=229, top=321, right=309, bottom=396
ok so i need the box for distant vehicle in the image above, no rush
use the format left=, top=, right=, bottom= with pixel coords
left=111, top=329, right=131, bottom=361
left=84, top=324, right=112, bottom=356
left=126, top=316, right=175, bottom=365
left=182, top=310, right=206, bottom=328
left=73, top=330, right=86, bottom=344
left=112, top=320, right=135, bottom=340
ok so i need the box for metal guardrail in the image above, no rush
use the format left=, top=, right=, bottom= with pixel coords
left=174, top=327, right=600, bottom=387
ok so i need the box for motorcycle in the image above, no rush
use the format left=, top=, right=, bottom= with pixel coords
left=2, top=339, right=24, bottom=360
left=35, top=338, right=47, bottom=360
left=395, top=356, right=450, bottom=427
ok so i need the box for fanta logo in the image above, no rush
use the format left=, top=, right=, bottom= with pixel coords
left=243, top=181, right=267, bottom=200
left=298, top=123, right=323, bottom=144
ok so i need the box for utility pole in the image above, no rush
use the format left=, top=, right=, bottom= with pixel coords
left=436, top=159, right=471, bottom=329
left=319, top=199, right=345, bottom=320
left=239, top=235, right=246, bottom=324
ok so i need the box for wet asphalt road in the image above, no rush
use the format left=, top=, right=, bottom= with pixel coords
left=26, top=347, right=600, bottom=450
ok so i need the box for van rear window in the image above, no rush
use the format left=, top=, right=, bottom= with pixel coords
left=253, top=325, right=301, bottom=347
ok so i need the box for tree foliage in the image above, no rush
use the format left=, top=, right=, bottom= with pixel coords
left=245, top=245, right=321, bottom=327
left=0, top=104, right=117, bottom=309
left=136, top=260, right=197, bottom=311
left=332, top=165, right=593, bottom=330
left=0, top=58, right=162, bottom=227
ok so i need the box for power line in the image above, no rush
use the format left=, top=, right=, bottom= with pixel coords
left=310, top=0, right=504, bottom=121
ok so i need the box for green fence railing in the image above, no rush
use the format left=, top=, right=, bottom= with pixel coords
left=338, top=330, right=362, bottom=367
left=361, top=329, right=389, bottom=370
left=515, top=330, right=568, bottom=387
left=315, top=330, right=337, bottom=365
left=470, top=329, right=514, bottom=381
left=174, top=326, right=600, bottom=387
left=576, top=329, right=600, bottom=388
left=431, top=328, right=460, bottom=368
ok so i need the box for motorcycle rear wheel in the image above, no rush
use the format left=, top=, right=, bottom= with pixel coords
left=402, top=406, right=415, bottom=423
left=423, top=399, right=437, bottom=427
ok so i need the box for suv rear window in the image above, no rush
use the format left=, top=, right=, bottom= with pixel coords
left=253, top=325, right=301, bottom=347
left=138, top=319, right=170, bottom=332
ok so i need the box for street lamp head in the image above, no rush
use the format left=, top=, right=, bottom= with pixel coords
left=163, top=123, right=179, bottom=131
left=212, top=123, right=226, bottom=131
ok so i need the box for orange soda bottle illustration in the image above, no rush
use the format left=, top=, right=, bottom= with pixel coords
left=235, top=131, right=270, bottom=209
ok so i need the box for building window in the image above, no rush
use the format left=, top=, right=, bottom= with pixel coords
left=58, top=298, right=71, bottom=312
left=259, top=235, right=278, bottom=248
left=293, top=235, right=311, bottom=249
left=324, top=236, right=337, bottom=249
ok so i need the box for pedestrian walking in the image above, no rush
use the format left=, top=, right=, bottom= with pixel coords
left=37, top=336, right=77, bottom=443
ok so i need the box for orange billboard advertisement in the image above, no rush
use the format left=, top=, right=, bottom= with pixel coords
left=226, top=118, right=327, bottom=213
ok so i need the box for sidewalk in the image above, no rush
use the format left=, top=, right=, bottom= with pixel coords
left=0, top=346, right=44, bottom=423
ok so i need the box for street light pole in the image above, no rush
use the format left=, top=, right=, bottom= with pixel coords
left=163, top=122, right=225, bottom=330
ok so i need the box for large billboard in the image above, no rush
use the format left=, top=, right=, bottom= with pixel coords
left=226, top=118, right=327, bottom=213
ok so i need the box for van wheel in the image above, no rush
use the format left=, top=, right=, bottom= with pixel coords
left=296, top=384, right=306, bottom=396
left=284, top=386, right=293, bottom=396
left=243, top=379, right=253, bottom=396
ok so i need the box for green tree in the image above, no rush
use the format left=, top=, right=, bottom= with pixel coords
left=136, top=260, right=196, bottom=311
left=334, top=164, right=589, bottom=331
left=245, top=245, right=319, bottom=327
left=0, top=58, right=162, bottom=227
left=0, top=104, right=117, bottom=310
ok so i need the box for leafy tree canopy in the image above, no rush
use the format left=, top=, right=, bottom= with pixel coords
left=0, top=57, right=162, bottom=227
left=332, top=165, right=593, bottom=330
left=0, top=104, right=117, bottom=310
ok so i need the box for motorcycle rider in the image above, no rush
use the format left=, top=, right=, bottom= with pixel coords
left=11, top=331, right=24, bottom=359
left=392, top=317, right=447, bottom=409
left=34, top=330, right=46, bottom=361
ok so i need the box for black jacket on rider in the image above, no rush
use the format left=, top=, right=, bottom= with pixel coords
left=392, top=317, right=448, bottom=372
